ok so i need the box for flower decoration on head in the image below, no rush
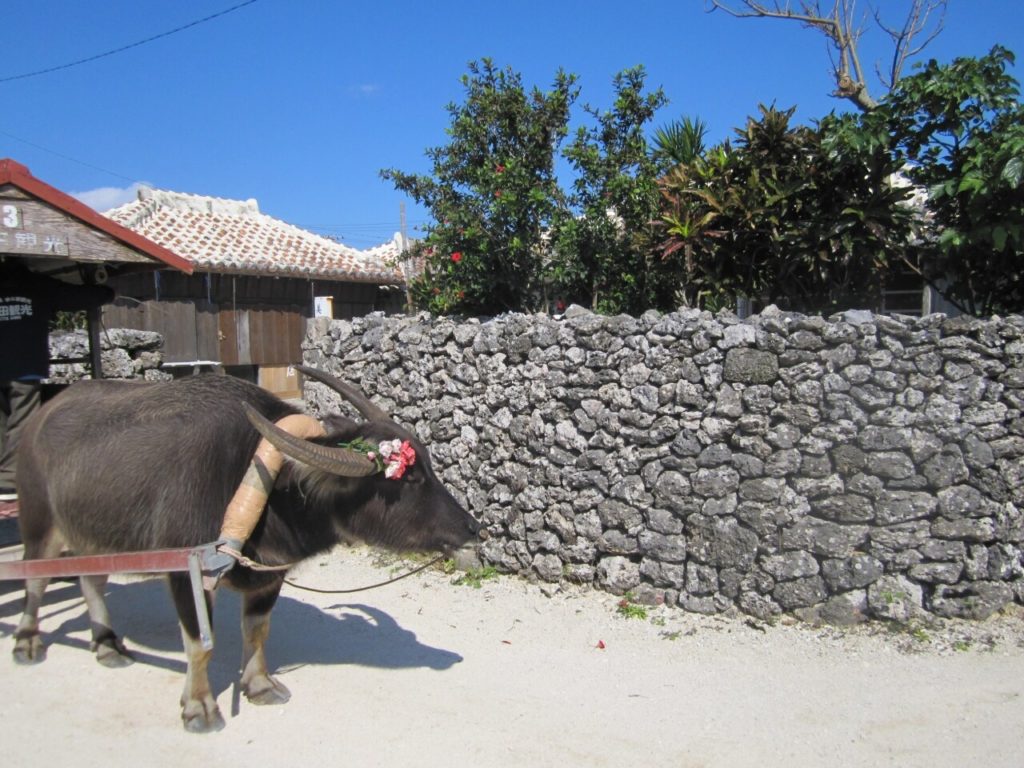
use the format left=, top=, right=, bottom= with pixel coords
left=376, top=438, right=417, bottom=480
left=338, top=437, right=417, bottom=480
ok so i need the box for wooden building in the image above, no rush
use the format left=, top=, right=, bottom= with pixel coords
left=0, top=159, right=193, bottom=375
left=104, top=188, right=408, bottom=397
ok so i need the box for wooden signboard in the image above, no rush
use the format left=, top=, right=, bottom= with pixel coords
left=0, top=186, right=152, bottom=264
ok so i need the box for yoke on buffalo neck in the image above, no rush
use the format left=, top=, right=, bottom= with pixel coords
left=217, top=367, right=419, bottom=550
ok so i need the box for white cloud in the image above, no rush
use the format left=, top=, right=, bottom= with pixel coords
left=349, top=83, right=380, bottom=96
left=71, top=182, right=150, bottom=212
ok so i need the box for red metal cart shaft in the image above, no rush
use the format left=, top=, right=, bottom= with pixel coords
left=0, top=548, right=194, bottom=580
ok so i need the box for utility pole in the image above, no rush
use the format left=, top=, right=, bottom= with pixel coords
left=399, top=201, right=412, bottom=312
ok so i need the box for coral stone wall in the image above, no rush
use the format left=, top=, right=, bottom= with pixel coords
left=302, top=306, right=1024, bottom=624
left=48, top=328, right=168, bottom=382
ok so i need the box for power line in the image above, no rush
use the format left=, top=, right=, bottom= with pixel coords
left=0, top=0, right=259, bottom=84
left=0, top=127, right=136, bottom=182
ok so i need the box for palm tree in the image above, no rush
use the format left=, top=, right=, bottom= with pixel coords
left=652, top=116, right=709, bottom=171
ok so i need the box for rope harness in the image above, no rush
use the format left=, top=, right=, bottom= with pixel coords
left=216, top=543, right=444, bottom=595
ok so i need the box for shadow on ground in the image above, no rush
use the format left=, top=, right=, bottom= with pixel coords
left=0, top=576, right=463, bottom=698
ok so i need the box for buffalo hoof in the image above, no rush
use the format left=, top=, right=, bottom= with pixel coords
left=95, top=644, right=134, bottom=668
left=93, top=636, right=134, bottom=668
left=243, top=674, right=292, bottom=706
left=12, top=634, right=46, bottom=665
left=181, top=701, right=226, bottom=734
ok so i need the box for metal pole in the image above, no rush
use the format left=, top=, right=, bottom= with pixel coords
left=188, top=550, right=215, bottom=651
left=86, top=305, right=103, bottom=379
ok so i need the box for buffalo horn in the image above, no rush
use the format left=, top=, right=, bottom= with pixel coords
left=294, top=365, right=390, bottom=422
left=242, top=402, right=379, bottom=477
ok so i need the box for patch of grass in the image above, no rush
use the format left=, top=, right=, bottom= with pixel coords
left=660, top=630, right=682, bottom=641
left=616, top=594, right=648, bottom=620
left=952, top=639, right=972, bottom=652
left=909, top=625, right=930, bottom=643
left=880, top=589, right=908, bottom=606
left=650, top=615, right=666, bottom=627
left=452, top=565, right=499, bottom=589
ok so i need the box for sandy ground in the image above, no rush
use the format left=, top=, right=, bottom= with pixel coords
left=1, top=543, right=1023, bottom=768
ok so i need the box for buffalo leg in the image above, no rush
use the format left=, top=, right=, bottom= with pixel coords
left=240, top=578, right=290, bottom=705
left=12, top=529, right=65, bottom=664
left=169, top=573, right=225, bottom=733
left=80, top=574, right=134, bottom=667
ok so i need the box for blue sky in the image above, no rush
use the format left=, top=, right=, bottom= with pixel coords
left=2, top=1, right=1021, bottom=248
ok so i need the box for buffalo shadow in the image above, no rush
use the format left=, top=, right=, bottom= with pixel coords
left=0, top=577, right=463, bottom=695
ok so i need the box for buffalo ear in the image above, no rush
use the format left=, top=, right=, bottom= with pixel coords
left=242, top=402, right=379, bottom=477
left=296, top=366, right=390, bottom=422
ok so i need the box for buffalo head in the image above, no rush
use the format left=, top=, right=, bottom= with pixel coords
left=243, top=366, right=481, bottom=556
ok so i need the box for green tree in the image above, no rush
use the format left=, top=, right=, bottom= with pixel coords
left=549, top=66, right=672, bottom=315
left=652, top=116, right=709, bottom=172
left=878, top=45, right=1024, bottom=315
left=657, top=104, right=915, bottom=313
left=381, top=59, right=578, bottom=314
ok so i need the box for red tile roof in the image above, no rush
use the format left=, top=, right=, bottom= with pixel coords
left=106, top=187, right=406, bottom=284
left=0, top=159, right=193, bottom=273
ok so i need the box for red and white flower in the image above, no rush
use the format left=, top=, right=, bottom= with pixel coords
left=377, top=439, right=417, bottom=479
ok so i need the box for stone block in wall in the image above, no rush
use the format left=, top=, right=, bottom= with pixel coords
left=922, top=445, right=970, bottom=487
left=876, top=490, right=937, bottom=525
left=928, top=581, right=1013, bottom=620
left=562, top=563, right=596, bottom=584
left=820, top=555, right=884, bottom=591
left=986, top=543, right=1024, bottom=580
left=596, top=556, right=641, bottom=595
left=908, top=562, right=964, bottom=584
left=735, top=499, right=804, bottom=537
left=797, top=590, right=870, bottom=626
left=781, top=518, right=868, bottom=558
left=760, top=551, right=820, bottom=581
left=723, top=348, right=778, bottom=384
left=98, top=348, right=135, bottom=378
left=811, top=493, right=875, bottom=524
left=792, top=474, right=845, bottom=499
left=684, top=562, right=718, bottom=595
left=737, top=590, right=782, bottom=620
left=931, top=517, right=997, bottom=542
left=597, top=530, right=638, bottom=555
left=640, top=559, right=686, bottom=590
left=100, top=328, right=162, bottom=352
left=532, top=554, right=563, bottom=582
left=637, top=531, right=687, bottom=563
left=692, top=466, right=740, bottom=498
left=687, top=515, right=759, bottom=570
left=867, top=575, right=924, bottom=622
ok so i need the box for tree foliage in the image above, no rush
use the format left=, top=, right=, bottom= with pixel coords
left=877, top=45, right=1024, bottom=315
left=387, top=46, right=1022, bottom=320
left=381, top=59, right=578, bottom=314
left=657, top=104, right=915, bottom=313
left=549, top=66, right=674, bottom=315
left=652, top=116, right=709, bottom=172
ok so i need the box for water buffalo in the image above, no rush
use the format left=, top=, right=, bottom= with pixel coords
left=12, top=366, right=480, bottom=732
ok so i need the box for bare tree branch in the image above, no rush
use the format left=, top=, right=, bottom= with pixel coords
left=873, top=0, right=947, bottom=89
left=706, top=1, right=948, bottom=111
